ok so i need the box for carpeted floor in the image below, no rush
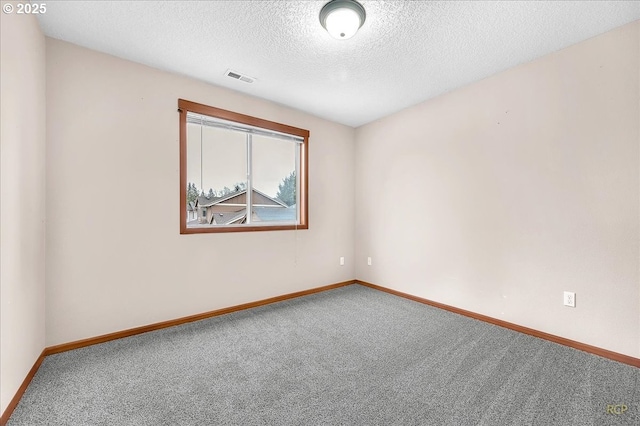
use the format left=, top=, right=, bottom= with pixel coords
left=7, top=284, right=639, bottom=425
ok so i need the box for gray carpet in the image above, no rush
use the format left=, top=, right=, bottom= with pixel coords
left=7, top=284, right=639, bottom=425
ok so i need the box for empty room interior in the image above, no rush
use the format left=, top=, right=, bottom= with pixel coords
left=1, top=1, right=639, bottom=425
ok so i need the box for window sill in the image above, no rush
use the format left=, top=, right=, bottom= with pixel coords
left=180, top=224, right=308, bottom=234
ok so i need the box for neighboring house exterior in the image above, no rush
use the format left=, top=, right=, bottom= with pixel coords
left=188, top=188, right=293, bottom=226
left=187, top=201, right=197, bottom=221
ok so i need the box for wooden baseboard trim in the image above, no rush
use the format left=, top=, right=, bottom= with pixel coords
left=357, top=280, right=640, bottom=368
left=44, top=280, right=356, bottom=356
left=0, top=349, right=46, bottom=426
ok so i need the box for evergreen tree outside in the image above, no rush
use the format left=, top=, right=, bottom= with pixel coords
left=188, top=182, right=250, bottom=203
left=187, top=182, right=199, bottom=204
left=276, top=171, right=296, bottom=206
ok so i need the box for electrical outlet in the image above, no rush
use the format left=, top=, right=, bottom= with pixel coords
left=367, top=257, right=372, bottom=266
left=339, top=256, right=345, bottom=266
left=563, top=291, right=576, bottom=308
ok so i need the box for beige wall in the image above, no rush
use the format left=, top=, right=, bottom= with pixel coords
left=0, top=9, right=47, bottom=415
left=355, top=21, right=640, bottom=358
left=45, top=39, right=355, bottom=346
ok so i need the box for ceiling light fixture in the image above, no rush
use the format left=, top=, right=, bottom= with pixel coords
left=319, top=0, right=366, bottom=40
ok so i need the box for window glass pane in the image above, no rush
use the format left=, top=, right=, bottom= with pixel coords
left=252, top=134, right=297, bottom=224
left=187, top=123, right=247, bottom=228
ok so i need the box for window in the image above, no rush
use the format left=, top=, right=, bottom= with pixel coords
left=179, top=99, right=309, bottom=234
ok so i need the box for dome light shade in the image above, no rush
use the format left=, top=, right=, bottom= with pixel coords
left=319, top=0, right=366, bottom=40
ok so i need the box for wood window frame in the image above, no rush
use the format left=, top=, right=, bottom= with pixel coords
left=179, top=99, right=309, bottom=234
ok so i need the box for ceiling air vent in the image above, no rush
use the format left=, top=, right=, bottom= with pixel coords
left=225, top=69, right=255, bottom=84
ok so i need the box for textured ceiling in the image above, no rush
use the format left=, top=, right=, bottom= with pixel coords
left=37, top=1, right=640, bottom=127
